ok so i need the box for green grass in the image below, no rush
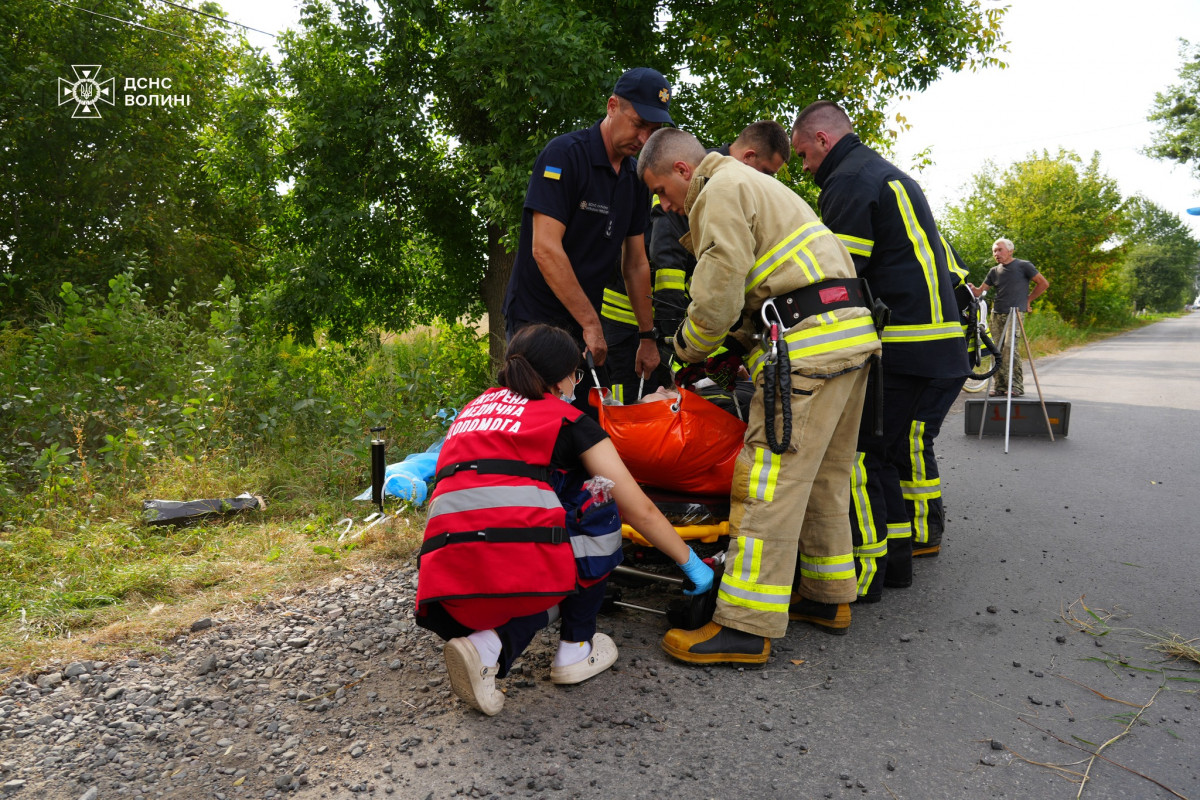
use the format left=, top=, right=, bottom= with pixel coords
left=0, top=273, right=490, bottom=669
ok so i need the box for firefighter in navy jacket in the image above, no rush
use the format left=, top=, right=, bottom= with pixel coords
left=415, top=323, right=713, bottom=715
left=791, top=102, right=969, bottom=596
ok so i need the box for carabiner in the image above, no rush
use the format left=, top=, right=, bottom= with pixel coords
left=761, top=299, right=782, bottom=365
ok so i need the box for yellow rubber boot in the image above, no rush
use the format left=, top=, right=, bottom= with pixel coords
left=661, top=621, right=770, bottom=665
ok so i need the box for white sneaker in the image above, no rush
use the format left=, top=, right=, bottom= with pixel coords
left=550, top=633, right=618, bottom=685
left=444, top=637, right=504, bottom=715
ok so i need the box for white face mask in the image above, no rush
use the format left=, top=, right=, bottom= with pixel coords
left=560, top=373, right=578, bottom=404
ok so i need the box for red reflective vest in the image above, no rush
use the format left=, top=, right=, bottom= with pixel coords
left=415, top=388, right=582, bottom=614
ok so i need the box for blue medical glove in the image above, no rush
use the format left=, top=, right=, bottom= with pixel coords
left=678, top=548, right=714, bottom=596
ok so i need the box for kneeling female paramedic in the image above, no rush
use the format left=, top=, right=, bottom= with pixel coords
left=415, top=323, right=713, bottom=715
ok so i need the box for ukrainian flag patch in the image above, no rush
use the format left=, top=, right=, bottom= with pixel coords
left=543, top=166, right=562, bottom=180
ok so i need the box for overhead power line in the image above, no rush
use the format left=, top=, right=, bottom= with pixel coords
left=152, top=0, right=277, bottom=38
left=46, top=0, right=192, bottom=41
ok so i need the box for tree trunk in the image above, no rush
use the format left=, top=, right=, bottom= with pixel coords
left=481, top=222, right=515, bottom=373
left=1078, top=278, right=1088, bottom=320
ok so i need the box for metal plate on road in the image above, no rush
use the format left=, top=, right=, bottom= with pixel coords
left=964, top=398, right=1070, bottom=436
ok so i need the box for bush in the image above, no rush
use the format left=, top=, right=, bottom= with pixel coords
left=0, top=265, right=490, bottom=517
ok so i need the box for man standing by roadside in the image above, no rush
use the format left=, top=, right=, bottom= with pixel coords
left=970, top=238, right=1049, bottom=397
left=639, top=128, right=881, bottom=663
left=503, top=68, right=671, bottom=414
left=791, top=101, right=969, bottom=595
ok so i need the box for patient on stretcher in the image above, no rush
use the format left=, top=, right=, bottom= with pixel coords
left=638, top=387, right=681, bottom=404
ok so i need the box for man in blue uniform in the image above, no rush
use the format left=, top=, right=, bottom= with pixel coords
left=503, top=68, right=671, bottom=414
left=791, top=101, right=969, bottom=596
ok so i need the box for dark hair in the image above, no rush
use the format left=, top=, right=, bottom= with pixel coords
left=734, top=120, right=791, bottom=164
left=792, top=100, right=852, bottom=136
left=497, top=324, right=581, bottom=400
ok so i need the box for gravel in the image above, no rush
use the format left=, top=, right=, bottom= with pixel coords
left=0, top=562, right=474, bottom=799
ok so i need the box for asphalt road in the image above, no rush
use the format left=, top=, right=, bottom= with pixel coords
left=393, top=314, right=1200, bottom=800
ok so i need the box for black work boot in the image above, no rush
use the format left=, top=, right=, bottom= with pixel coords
left=789, top=597, right=851, bottom=635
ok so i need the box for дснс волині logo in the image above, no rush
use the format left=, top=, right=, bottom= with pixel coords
left=59, top=65, right=115, bottom=118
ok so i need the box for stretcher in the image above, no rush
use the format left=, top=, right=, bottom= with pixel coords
left=609, top=487, right=730, bottom=626
left=620, top=488, right=730, bottom=546
left=592, top=387, right=745, bottom=626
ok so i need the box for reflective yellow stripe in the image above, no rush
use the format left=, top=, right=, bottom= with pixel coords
left=799, top=552, right=856, bottom=582
left=880, top=321, right=964, bottom=343
left=908, top=420, right=927, bottom=482
left=837, top=233, right=873, bottom=258
left=610, top=384, right=624, bottom=404
left=748, top=221, right=832, bottom=292
left=942, top=235, right=968, bottom=283
left=681, top=316, right=726, bottom=354
left=855, top=540, right=888, bottom=558
left=900, top=477, right=941, bottom=500
left=729, top=534, right=763, bottom=584
left=601, top=288, right=637, bottom=326
left=717, top=575, right=792, bottom=612
left=749, top=448, right=781, bottom=502
left=654, top=268, right=687, bottom=293
left=748, top=316, right=879, bottom=380
left=850, top=452, right=879, bottom=542
left=886, top=522, right=911, bottom=540
left=911, top=498, right=931, bottom=545
left=889, top=179, right=945, bottom=324
left=720, top=534, right=790, bottom=610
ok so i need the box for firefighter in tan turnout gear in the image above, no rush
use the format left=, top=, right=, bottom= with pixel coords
left=637, top=128, right=881, bottom=664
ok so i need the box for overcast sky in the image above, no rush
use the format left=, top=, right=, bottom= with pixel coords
left=888, top=0, right=1200, bottom=240
left=230, top=0, right=1200, bottom=242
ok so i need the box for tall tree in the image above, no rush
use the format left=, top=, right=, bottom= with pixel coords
left=272, top=0, right=1007, bottom=359
left=0, top=0, right=276, bottom=319
left=1122, top=196, right=1200, bottom=311
left=1147, top=40, right=1200, bottom=180
left=940, top=150, right=1126, bottom=323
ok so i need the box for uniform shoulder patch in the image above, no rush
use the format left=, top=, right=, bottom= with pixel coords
left=543, top=166, right=563, bottom=180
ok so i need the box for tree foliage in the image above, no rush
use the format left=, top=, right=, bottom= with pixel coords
left=1121, top=196, right=1200, bottom=311
left=940, top=150, right=1126, bottom=324
left=271, top=0, right=1008, bottom=355
left=0, top=0, right=276, bottom=320
left=1147, top=40, right=1200, bottom=179
left=265, top=0, right=483, bottom=343
left=2, top=0, right=1009, bottom=348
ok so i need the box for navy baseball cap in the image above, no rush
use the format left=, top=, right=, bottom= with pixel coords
left=613, top=67, right=674, bottom=125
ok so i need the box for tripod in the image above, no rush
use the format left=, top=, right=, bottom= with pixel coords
left=978, top=308, right=1056, bottom=450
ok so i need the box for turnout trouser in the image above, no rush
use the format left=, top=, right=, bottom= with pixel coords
left=898, top=374, right=967, bottom=550
left=849, top=372, right=889, bottom=600
left=714, top=365, right=869, bottom=639
left=850, top=371, right=949, bottom=595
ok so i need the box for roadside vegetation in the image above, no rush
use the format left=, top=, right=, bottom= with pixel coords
left=0, top=268, right=490, bottom=670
